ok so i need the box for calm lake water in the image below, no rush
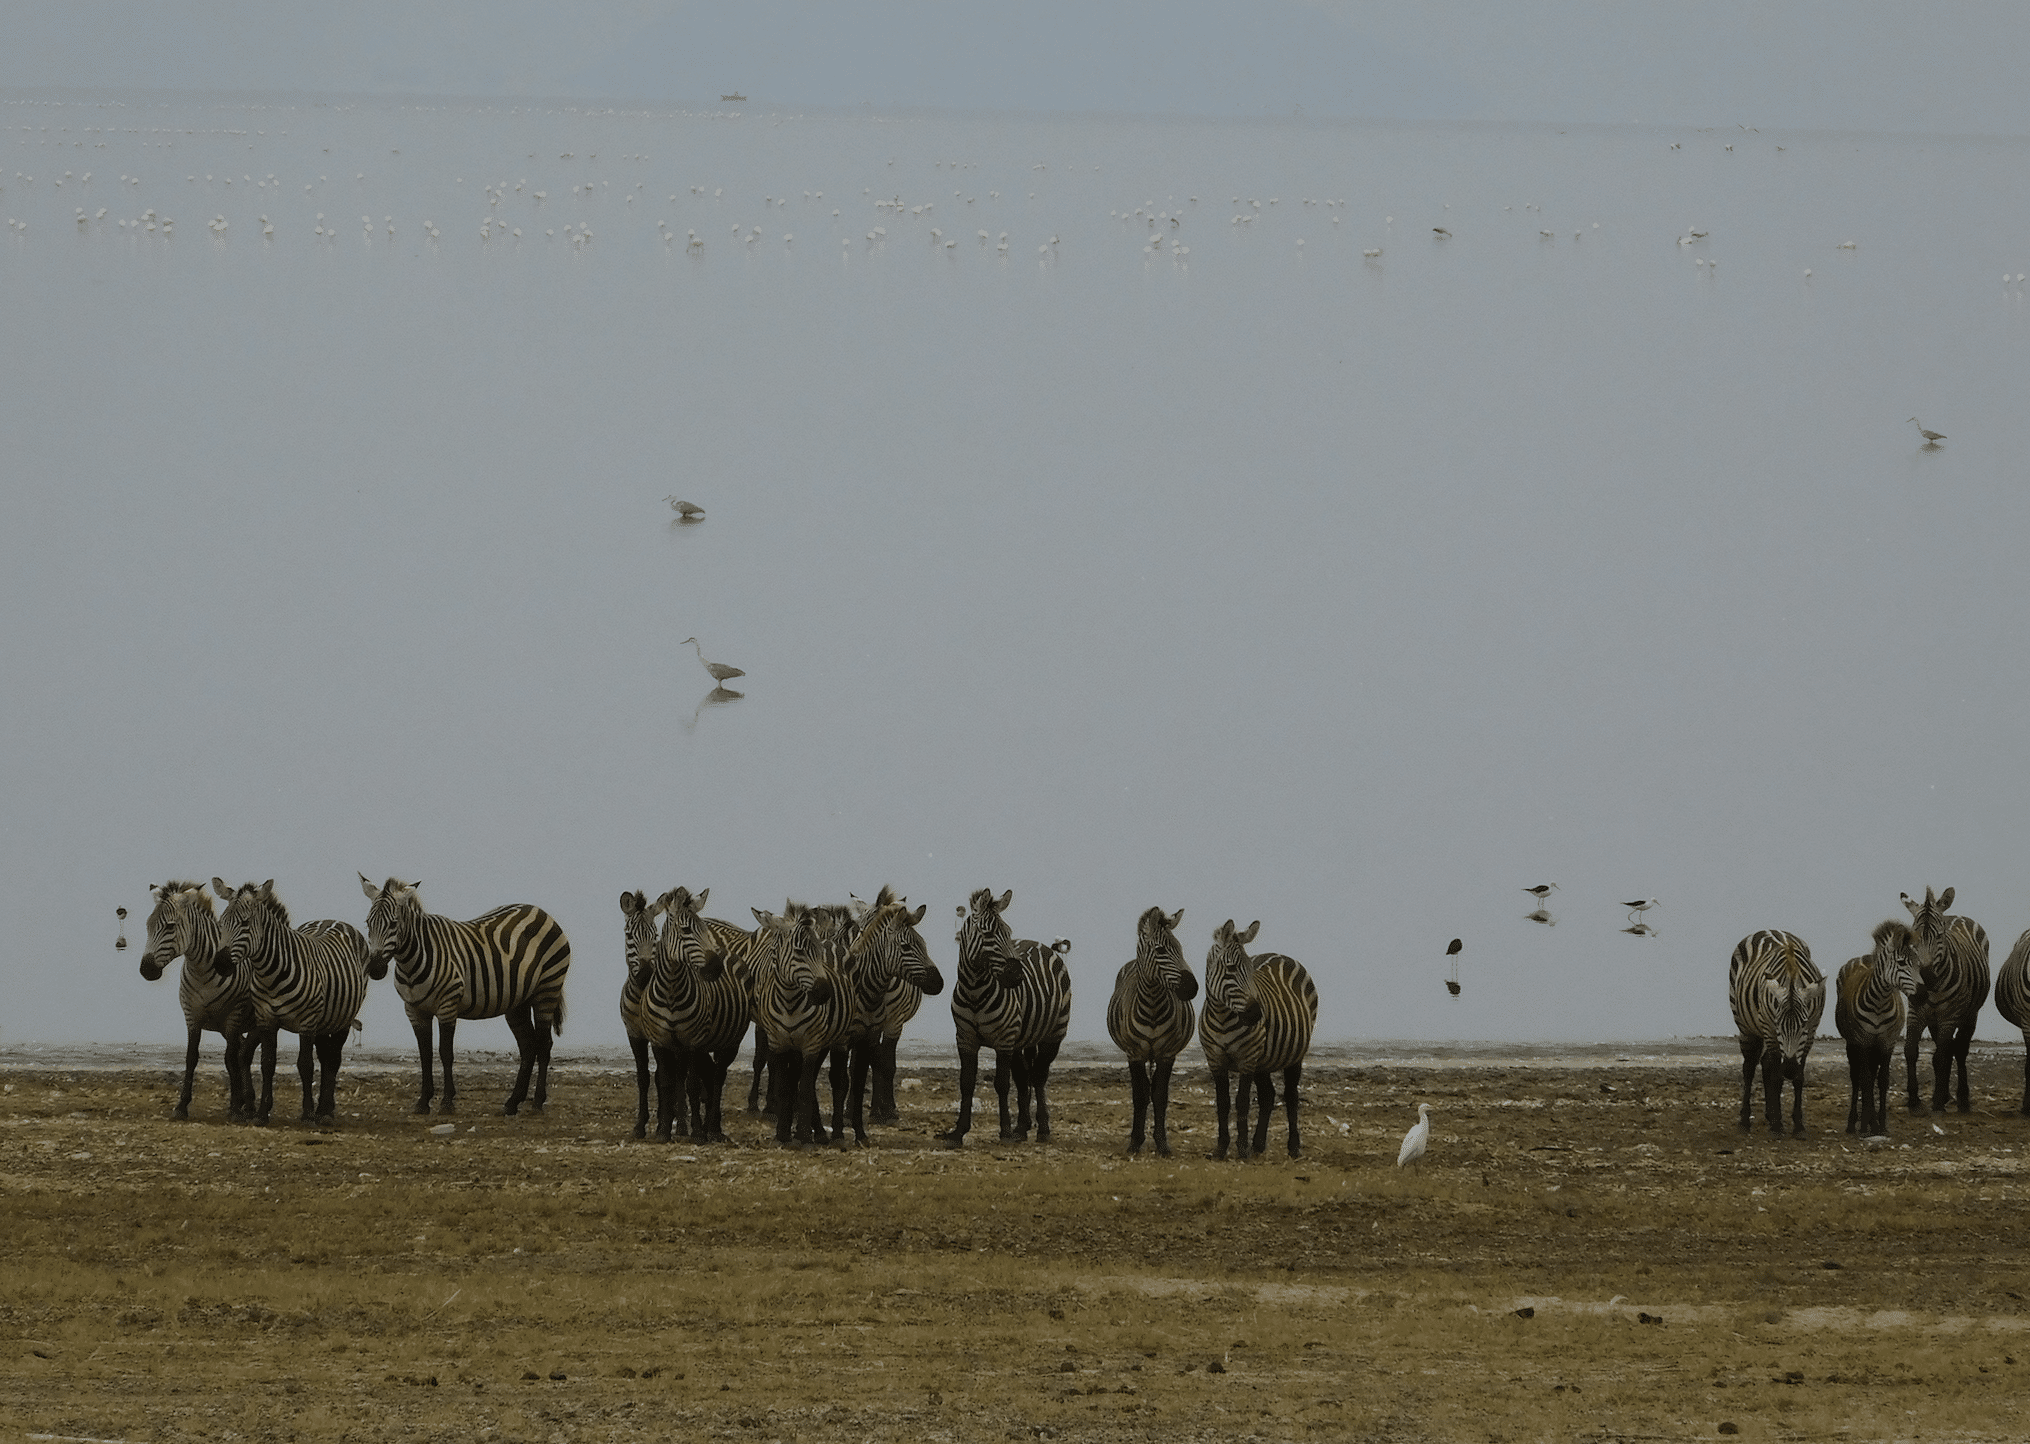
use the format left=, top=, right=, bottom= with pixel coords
left=7, top=94, right=2030, bottom=1050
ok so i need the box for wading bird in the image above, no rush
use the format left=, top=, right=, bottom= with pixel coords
left=1397, top=1103, right=1432, bottom=1166
left=1523, top=884, right=1557, bottom=904
left=1445, top=937, right=1462, bottom=996
left=1908, top=418, right=1945, bottom=446
left=665, top=496, right=705, bottom=520
left=1622, top=898, right=1659, bottom=924
left=682, top=637, right=745, bottom=689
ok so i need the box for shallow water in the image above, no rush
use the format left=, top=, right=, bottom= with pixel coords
left=8, top=94, right=2030, bottom=1049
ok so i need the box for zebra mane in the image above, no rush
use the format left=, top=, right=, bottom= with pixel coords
left=847, top=900, right=925, bottom=958
left=248, top=884, right=292, bottom=927
left=1872, top=918, right=1913, bottom=950
left=875, top=883, right=901, bottom=909
left=160, top=879, right=209, bottom=898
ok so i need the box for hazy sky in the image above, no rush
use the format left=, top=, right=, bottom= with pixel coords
left=4, top=2, right=2028, bottom=135
left=7, top=6, right=2030, bottom=1058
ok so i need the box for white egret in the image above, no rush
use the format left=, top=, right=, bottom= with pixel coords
left=682, top=637, right=745, bottom=689
left=1909, top=418, right=1945, bottom=445
left=1397, top=1104, right=1432, bottom=1167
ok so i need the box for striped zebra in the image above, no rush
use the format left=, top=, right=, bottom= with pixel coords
left=1835, top=920, right=1917, bottom=1137
left=942, top=887, right=1072, bottom=1148
left=1727, top=929, right=1826, bottom=1135
left=750, top=901, right=853, bottom=1147
left=140, top=880, right=257, bottom=1121
left=834, top=890, right=945, bottom=1144
left=358, top=876, right=572, bottom=1117
left=213, top=879, right=371, bottom=1127
left=1994, top=928, right=2030, bottom=1116
left=852, top=887, right=930, bottom=1124
left=1106, top=906, right=1199, bottom=1157
left=1900, top=887, right=1989, bottom=1114
left=618, top=890, right=661, bottom=1139
left=648, top=886, right=755, bottom=1142
left=1199, top=919, right=1317, bottom=1160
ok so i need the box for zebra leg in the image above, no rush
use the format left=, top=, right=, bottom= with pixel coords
left=996, top=1052, right=1019, bottom=1141
left=703, top=1049, right=734, bottom=1142
left=1870, top=1047, right=1892, bottom=1136
left=797, top=1050, right=827, bottom=1149
left=530, top=1011, right=554, bottom=1114
left=1033, top=1041, right=1058, bottom=1143
left=1210, top=1067, right=1233, bottom=1160
left=254, top=1027, right=277, bottom=1126
left=314, top=1032, right=344, bottom=1126
left=295, top=1032, right=317, bottom=1122
left=939, top=1046, right=980, bottom=1146
left=1903, top=1012, right=1928, bottom=1112
left=409, top=1018, right=437, bottom=1115
left=828, top=1044, right=850, bottom=1142
left=502, top=1004, right=538, bottom=1116
left=229, top=1030, right=258, bottom=1122
left=1759, top=1043, right=1784, bottom=1135
left=747, top=1025, right=771, bottom=1117
left=1787, top=1051, right=1809, bottom=1136
left=1281, top=1064, right=1303, bottom=1159
left=438, top=1016, right=459, bottom=1114
left=1249, top=1071, right=1277, bottom=1158
left=1150, top=1056, right=1176, bottom=1159
left=1127, top=1059, right=1151, bottom=1154
left=628, top=1034, right=652, bottom=1139
left=1233, top=1072, right=1255, bottom=1160
left=1951, top=1026, right=1974, bottom=1114
left=872, top=1036, right=901, bottom=1124
left=176, top=1026, right=201, bottom=1120
left=684, top=1054, right=709, bottom=1140
left=2021, top=1031, right=2030, bottom=1117
left=846, top=1042, right=871, bottom=1147
left=770, top=1050, right=799, bottom=1145
left=1843, top=1042, right=1863, bottom=1135
left=1736, top=1038, right=1759, bottom=1131
left=651, top=1041, right=683, bottom=1142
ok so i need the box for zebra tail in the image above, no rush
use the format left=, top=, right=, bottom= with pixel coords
left=552, top=992, right=566, bottom=1038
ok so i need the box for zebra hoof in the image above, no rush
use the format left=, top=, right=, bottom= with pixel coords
left=632, top=1124, right=647, bottom=1139
left=1287, top=1143, right=1302, bottom=1159
left=1155, top=1145, right=1173, bottom=1159
left=172, top=1107, right=190, bottom=1121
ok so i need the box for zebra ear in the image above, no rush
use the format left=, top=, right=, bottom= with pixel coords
left=694, top=887, right=709, bottom=908
left=752, top=907, right=769, bottom=926
left=1900, top=892, right=1919, bottom=919
left=619, top=891, right=638, bottom=914
left=359, top=873, right=380, bottom=901
left=908, top=903, right=927, bottom=926
left=996, top=889, right=1013, bottom=912
left=212, top=876, right=233, bottom=901
left=1239, top=920, right=1261, bottom=945
left=1939, top=886, right=1954, bottom=911
left=1167, top=908, right=1184, bottom=931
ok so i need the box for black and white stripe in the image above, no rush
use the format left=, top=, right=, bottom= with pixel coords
left=1728, top=929, right=1826, bottom=1135
left=359, top=876, right=572, bottom=1117
left=618, top=890, right=661, bottom=1139
left=1834, top=920, right=1915, bottom=1137
left=215, top=879, right=371, bottom=1127
left=942, top=887, right=1073, bottom=1147
left=1106, top=906, right=1199, bottom=1157
left=1199, top=918, right=1317, bottom=1160
left=1994, top=927, right=2030, bottom=1116
left=1899, top=886, right=1990, bottom=1114
left=835, top=890, right=944, bottom=1144
left=752, top=901, right=853, bottom=1147
left=140, top=880, right=257, bottom=1121
left=648, top=886, right=754, bottom=1142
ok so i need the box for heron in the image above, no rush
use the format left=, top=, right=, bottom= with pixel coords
left=1622, top=898, right=1659, bottom=923
left=1523, top=884, right=1557, bottom=903
left=1908, top=418, right=1945, bottom=446
left=665, top=497, right=705, bottom=520
left=682, top=637, right=745, bottom=689
left=1432, top=227, right=1451, bottom=238
left=1397, top=1103, right=1432, bottom=1167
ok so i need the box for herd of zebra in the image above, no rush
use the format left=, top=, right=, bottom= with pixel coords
left=135, top=877, right=1319, bottom=1158
left=1729, top=886, right=2030, bottom=1137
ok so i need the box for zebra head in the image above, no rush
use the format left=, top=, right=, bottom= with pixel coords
left=1870, top=918, right=1919, bottom=996
left=755, top=901, right=832, bottom=1004
left=213, top=878, right=279, bottom=981
left=359, top=875, right=423, bottom=981
left=849, top=897, right=945, bottom=997
left=619, top=890, right=660, bottom=990
left=1765, top=934, right=1819, bottom=1078
left=1206, top=919, right=1264, bottom=1022
left=955, top=887, right=1019, bottom=979
left=140, top=880, right=211, bottom=982
left=1135, top=906, right=1198, bottom=1001
left=1899, top=886, right=1956, bottom=997
left=656, top=886, right=726, bottom=980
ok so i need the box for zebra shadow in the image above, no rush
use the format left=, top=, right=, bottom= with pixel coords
left=683, top=685, right=745, bottom=732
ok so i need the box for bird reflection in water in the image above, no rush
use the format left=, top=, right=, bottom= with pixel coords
left=1524, top=907, right=1556, bottom=927
left=115, top=905, right=128, bottom=951
left=683, top=685, right=745, bottom=733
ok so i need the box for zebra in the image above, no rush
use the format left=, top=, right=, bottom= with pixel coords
left=1994, top=927, right=2030, bottom=1116
left=1835, top=919, right=1917, bottom=1136
left=1728, top=929, right=1826, bottom=1136
left=833, top=890, right=945, bottom=1144
left=647, top=885, right=754, bottom=1142
left=618, top=890, right=662, bottom=1139
left=1199, top=919, right=1317, bottom=1160
left=140, top=880, right=257, bottom=1121
left=1106, top=905, right=1199, bottom=1157
left=750, top=901, right=853, bottom=1147
left=1900, top=886, right=1990, bottom=1114
left=213, top=879, right=371, bottom=1127
left=851, top=887, right=931, bottom=1124
left=942, top=887, right=1072, bottom=1148
left=358, top=876, right=572, bottom=1117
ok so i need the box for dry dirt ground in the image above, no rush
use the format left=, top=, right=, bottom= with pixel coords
left=6, top=1047, right=2030, bottom=1443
